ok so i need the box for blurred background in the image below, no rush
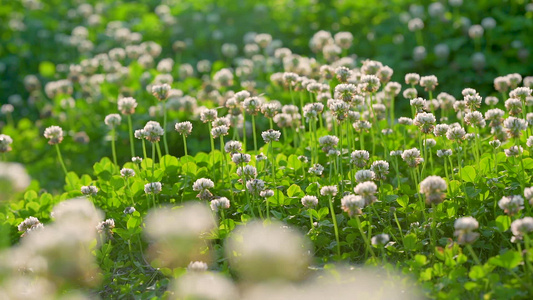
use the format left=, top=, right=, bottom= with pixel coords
left=1, top=0, right=532, bottom=99
left=0, top=0, right=532, bottom=190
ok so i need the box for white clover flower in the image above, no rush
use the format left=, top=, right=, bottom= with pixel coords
left=144, top=203, right=216, bottom=268
left=505, top=98, right=522, bottom=116
left=260, top=189, right=274, bottom=198
left=485, top=96, right=499, bottom=106
left=144, top=182, right=162, bottom=194
left=454, top=216, right=479, bottom=245
left=359, top=74, right=381, bottom=93
left=510, top=217, right=533, bottom=241
left=261, top=129, right=281, bottom=143
left=104, top=114, right=122, bottom=128
left=433, top=124, right=449, bottom=137
left=446, top=126, right=466, bottom=142
left=143, top=121, right=164, bottom=142
left=410, top=98, right=426, bottom=113
left=237, top=165, right=257, bottom=178
left=81, top=185, right=98, bottom=196
left=498, top=195, right=524, bottom=216
left=124, top=206, right=136, bottom=214
left=193, top=178, right=214, bottom=191
left=527, top=136, right=533, bottom=148
left=187, top=261, right=209, bottom=272
left=503, top=117, right=527, bottom=138
left=261, top=102, right=281, bottom=118
left=200, top=109, right=218, bottom=123
left=420, top=176, right=447, bottom=205
left=371, top=233, right=390, bottom=246
left=17, top=216, right=42, bottom=234
left=211, top=125, right=229, bottom=139
left=489, top=140, right=501, bottom=149
left=436, top=149, right=453, bottom=157
left=371, top=160, right=389, bottom=180
left=504, top=145, right=523, bottom=157
left=485, top=109, right=505, bottom=127
left=243, top=97, right=262, bottom=115
left=318, top=135, right=339, bottom=153
left=509, top=87, right=532, bottom=99
left=352, top=121, right=370, bottom=134
left=320, top=185, right=338, bottom=197
left=414, top=112, right=436, bottom=133
left=226, top=220, right=311, bottom=282
left=96, top=218, right=115, bottom=235
left=232, top=153, right=251, bottom=165
left=0, top=134, right=13, bottom=153
left=384, top=81, right=402, bottom=95
left=44, top=126, right=64, bottom=145
left=341, top=194, right=365, bottom=217
left=355, top=169, right=375, bottom=183
left=308, top=164, right=324, bottom=176
left=420, top=75, right=438, bottom=91
left=175, top=121, right=193, bottom=136
left=224, top=140, right=242, bottom=154
left=134, top=129, right=147, bottom=140
left=408, top=18, right=424, bottom=31
left=354, top=181, right=378, bottom=205
left=351, top=150, right=370, bottom=168
left=301, top=195, right=318, bottom=208
left=401, top=148, right=423, bottom=168
left=210, top=197, right=230, bottom=212
left=152, top=83, right=171, bottom=101
left=398, top=117, right=414, bottom=126
left=464, top=111, right=486, bottom=127
left=120, top=168, right=135, bottom=178
left=246, top=179, right=265, bottom=195
left=390, top=150, right=403, bottom=156
left=118, top=97, right=137, bottom=115
left=132, top=156, right=143, bottom=163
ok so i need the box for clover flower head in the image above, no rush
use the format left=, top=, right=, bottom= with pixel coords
left=498, top=195, right=524, bottom=216
left=175, top=121, right=193, bottom=136
left=320, top=185, right=338, bottom=197
left=210, top=197, right=230, bottom=212
left=454, top=216, right=479, bottom=244
left=341, top=194, right=365, bottom=217
left=120, top=168, right=135, bottom=178
left=308, top=164, right=324, bottom=176
left=44, top=126, right=64, bottom=145
left=105, top=114, right=122, bottom=128
left=81, top=185, right=98, bottom=196
left=144, top=182, right=162, bottom=194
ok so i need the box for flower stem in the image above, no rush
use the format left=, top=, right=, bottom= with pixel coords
left=162, top=101, right=169, bottom=155
left=466, top=244, right=481, bottom=265
left=252, top=115, right=258, bottom=153
left=182, top=134, right=188, bottom=156
left=55, top=144, right=68, bottom=177
left=355, top=215, right=376, bottom=259
left=127, top=115, right=135, bottom=158
left=328, top=195, right=341, bottom=257
left=111, top=127, right=118, bottom=167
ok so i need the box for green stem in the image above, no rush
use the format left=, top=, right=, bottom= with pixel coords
left=127, top=115, right=135, bottom=158
left=162, top=101, right=169, bottom=155
left=355, top=215, right=376, bottom=259
left=328, top=195, right=341, bottom=257
left=182, top=134, right=188, bottom=156
left=55, top=144, right=68, bottom=177
left=252, top=115, right=258, bottom=153
left=151, top=142, right=156, bottom=183
left=111, top=127, right=118, bottom=167
left=142, top=139, right=147, bottom=161
left=466, top=244, right=481, bottom=265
